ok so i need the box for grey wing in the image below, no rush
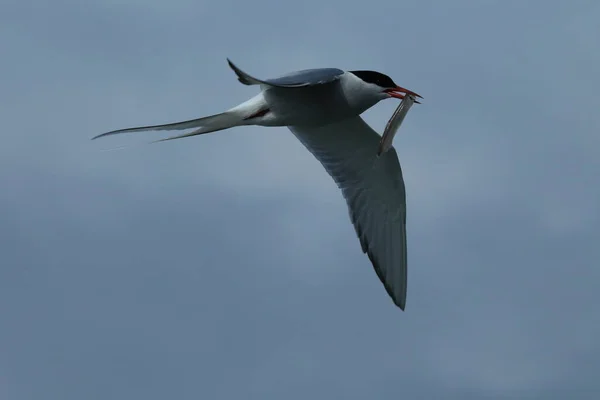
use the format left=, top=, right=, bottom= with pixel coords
left=227, top=59, right=344, bottom=88
left=289, top=117, right=408, bottom=310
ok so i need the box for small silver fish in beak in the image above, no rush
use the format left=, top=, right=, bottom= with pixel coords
left=378, top=94, right=419, bottom=157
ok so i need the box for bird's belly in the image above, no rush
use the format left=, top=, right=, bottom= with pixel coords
left=262, top=85, right=357, bottom=126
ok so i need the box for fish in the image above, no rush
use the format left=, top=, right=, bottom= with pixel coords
left=377, top=94, right=417, bottom=157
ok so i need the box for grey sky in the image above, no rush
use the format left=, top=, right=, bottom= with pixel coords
left=1, top=0, right=599, bottom=398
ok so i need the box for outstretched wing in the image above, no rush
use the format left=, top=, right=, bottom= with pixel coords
left=289, top=117, right=408, bottom=310
left=227, top=59, right=344, bottom=88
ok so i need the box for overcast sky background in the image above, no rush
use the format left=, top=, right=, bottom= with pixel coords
left=1, top=0, right=599, bottom=399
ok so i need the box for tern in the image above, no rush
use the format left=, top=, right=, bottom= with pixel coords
left=93, top=59, right=422, bottom=310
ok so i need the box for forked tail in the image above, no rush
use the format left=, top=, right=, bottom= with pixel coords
left=91, top=111, right=244, bottom=142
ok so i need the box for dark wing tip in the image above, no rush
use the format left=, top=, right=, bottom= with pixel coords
left=226, top=57, right=236, bottom=70
left=366, top=248, right=406, bottom=311
left=226, top=58, right=258, bottom=86
left=226, top=58, right=244, bottom=82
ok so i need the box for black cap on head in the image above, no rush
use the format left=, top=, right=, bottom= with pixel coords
left=349, top=70, right=397, bottom=88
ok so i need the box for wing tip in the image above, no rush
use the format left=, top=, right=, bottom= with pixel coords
left=366, top=249, right=407, bottom=311
left=226, top=57, right=260, bottom=86
left=389, top=284, right=407, bottom=310
left=394, top=296, right=406, bottom=311
left=226, top=57, right=236, bottom=72
left=388, top=284, right=406, bottom=311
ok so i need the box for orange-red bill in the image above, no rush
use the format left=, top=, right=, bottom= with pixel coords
left=385, top=87, right=423, bottom=103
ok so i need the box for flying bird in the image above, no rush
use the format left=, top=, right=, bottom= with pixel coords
left=93, top=59, right=422, bottom=310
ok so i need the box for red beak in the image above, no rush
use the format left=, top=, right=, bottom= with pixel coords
left=384, top=87, right=423, bottom=103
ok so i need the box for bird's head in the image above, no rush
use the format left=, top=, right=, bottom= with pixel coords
left=348, top=70, right=422, bottom=104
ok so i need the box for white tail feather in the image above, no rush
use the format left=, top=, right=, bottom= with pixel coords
left=92, top=111, right=243, bottom=141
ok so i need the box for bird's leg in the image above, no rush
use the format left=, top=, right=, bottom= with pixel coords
left=243, top=108, right=271, bottom=121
